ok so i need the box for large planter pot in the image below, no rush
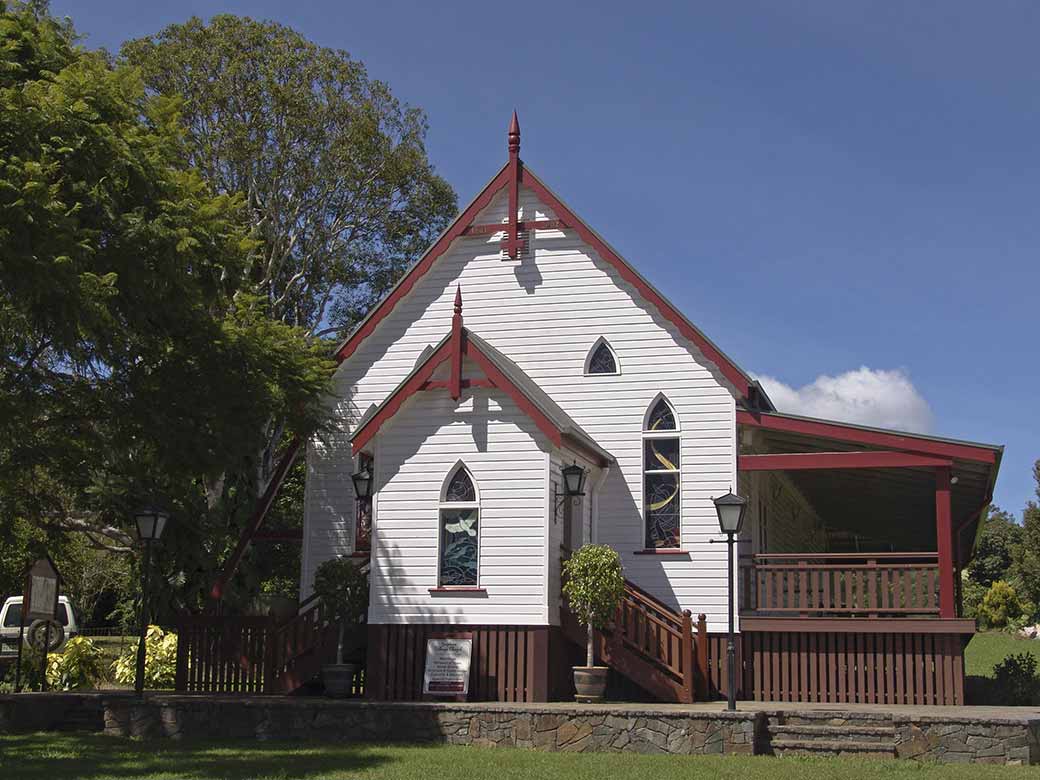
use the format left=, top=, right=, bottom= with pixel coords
left=323, top=663, right=360, bottom=698
left=573, top=666, right=609, bottom=703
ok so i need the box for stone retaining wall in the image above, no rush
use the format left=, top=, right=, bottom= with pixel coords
left=103, top=698, right=761, bottom=755
left=1, top=694, right=1038, bottom=765
left=894, top=715, right=1040, bottom=765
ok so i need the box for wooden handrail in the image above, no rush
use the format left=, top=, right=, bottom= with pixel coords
left=745, top=552, right=938, bottom=561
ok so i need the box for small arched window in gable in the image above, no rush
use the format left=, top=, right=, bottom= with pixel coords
left=643, top=396, right=680, bottom=549
left=585, top=339, right=619, bottom=376
left=439, top=464, right=479, bottom=587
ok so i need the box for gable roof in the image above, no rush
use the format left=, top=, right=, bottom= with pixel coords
left=350, top=323, right=614, bottom=467
left=333, top=117, right=772, bottom=410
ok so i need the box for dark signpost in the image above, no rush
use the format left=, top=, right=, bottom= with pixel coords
left=15, top=556, right=61, bottom=693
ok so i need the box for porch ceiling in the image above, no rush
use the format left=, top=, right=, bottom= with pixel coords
left=743, top=421, right=999, bottom=557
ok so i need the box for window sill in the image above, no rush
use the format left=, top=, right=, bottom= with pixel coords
left=428, top=587, right=487, bottom=595
left=633, top=549, right=690, bottom=555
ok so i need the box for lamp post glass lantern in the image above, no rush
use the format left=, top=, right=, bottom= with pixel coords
left=351, top=466, right=373, bottom=500
left=133, top=506, right=169, bottom=697
left=562, top=462, right=587, bottom=497
left=713, top=491, right=747, bottom=711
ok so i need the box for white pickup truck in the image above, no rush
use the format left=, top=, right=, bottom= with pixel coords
left=0, top=595, right=78, bottom=656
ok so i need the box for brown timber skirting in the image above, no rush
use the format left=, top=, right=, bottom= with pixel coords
left=702, top=631, right=965, bottom=706
left=366, top=624, right=552, bottom=703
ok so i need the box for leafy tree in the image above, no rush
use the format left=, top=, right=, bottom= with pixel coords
left=969, top=506, right=1023, bottom=588
left=0, top=1, right=335, bottom=613
left=120, top=18, right=456, bottom=600
left=121, top=15, right=456, bottom=337
left=1013, top=460, right=1040, bottom=612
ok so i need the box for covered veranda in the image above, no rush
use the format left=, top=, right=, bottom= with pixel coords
left=736, top=409, right=1001, bottom=626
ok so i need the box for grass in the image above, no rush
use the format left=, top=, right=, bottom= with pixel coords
left=965, top=631, right=1040, bottom=678
left=2, top=734, right=1040, bottom=780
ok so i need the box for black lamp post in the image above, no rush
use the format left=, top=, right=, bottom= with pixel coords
left=134, top=506, right=169, bottom=698
left=713, top=490, right=747, bottom=711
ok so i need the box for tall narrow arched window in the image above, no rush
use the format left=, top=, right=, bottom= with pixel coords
left=439, top=464, right=480, bottom=587
left=643, top=396, right=681, bottom=549
left=584, top=338, right=619, bottom=375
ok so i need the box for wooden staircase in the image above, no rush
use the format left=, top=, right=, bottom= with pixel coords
left=560, top=577, right=703, bottom=703
left=175, top=597, right=362, bottom=695
left=267, top=596, right=342, bottom=694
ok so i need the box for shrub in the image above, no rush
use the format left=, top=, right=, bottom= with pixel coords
left=47, top=636, right=105, bottom=690
left=978, top=580, right=1029, bottom=629
left=962, top=578, right=987, bottom=620
left=312, top=557, right=369, bottom=665
left=0, top=646, right=46, bottom=691
left=112, top=626, right=178, bottom=689
left=562, top=544, right=625, bottom=668
left=992, top=652, right=1040, bottom=706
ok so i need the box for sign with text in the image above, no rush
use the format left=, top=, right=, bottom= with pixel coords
left=25, top=557, right=60, bottom=622
left=423, top=637, right=473, bottom=696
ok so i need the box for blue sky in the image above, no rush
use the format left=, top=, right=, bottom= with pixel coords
left=56, top=1, right=1039, bottom=516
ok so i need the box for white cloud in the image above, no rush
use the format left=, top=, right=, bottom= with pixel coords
left=754, top=367, right=934, bottom=434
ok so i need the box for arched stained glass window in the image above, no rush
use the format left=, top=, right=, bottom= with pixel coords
left=586, top=340, right=618, bottom=375
left=444, top=467, right=476, bottom=503
left=647, top=397, right=677, bottom=431
left=439, top=465, right=479, bottom=587
left=643, top=397, right=680, bottom=548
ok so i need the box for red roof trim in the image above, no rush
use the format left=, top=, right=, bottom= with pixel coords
left=465, top=342, right=562, bottom=448
left=520, top=167, right=752, bottom=398
left=351, top=328, right=564, bottom=455
left=351, top=339, right=455, bottom=454
left=333, top=153, right=754, bottom=401
left=736, top=410, right=999, bottom=464
left=335, top=164, right=510, bottom=363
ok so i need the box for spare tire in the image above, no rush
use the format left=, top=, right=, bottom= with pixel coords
left=27, top=619, right=65, bottom=652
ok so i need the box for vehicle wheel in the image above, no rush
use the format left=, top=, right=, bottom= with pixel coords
left=27, top=619, right=65, bottom=652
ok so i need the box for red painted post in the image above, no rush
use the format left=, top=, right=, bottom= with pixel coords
left=450, top=286, right=463, bottom=400
left=504, top=111, right=522, bottom=259
left=695, top=613, right=709, bottom=700
left=681, top=610, right=694, bottom=703
left=935, top=467, right=955, bottom=619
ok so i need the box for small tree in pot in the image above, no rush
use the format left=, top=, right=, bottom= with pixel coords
left=562, top=544, right=625, bottom=702
left=312, top=557, right=369, bottom=697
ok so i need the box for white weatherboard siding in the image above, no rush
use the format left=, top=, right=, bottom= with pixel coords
left=369, top=388, right=550, bottom=625
left=303, top=184, right=739, bottom=631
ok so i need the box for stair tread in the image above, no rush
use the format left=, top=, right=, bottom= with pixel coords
left=771, top=738, right=896, bottom=753
left=771, top=724, right=896, bottom=736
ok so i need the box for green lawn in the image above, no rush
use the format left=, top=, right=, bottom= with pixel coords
left=2, top=734, right=1039, bottom=780
left=965, top=631, right=1040, bottom=678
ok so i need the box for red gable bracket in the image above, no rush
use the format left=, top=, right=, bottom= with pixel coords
left=334, top=115, right=757, bottom=402
left=351, top=330, right=563, bottom=457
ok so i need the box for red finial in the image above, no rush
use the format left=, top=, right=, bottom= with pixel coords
left=453, top=285, right=463, bottom=315
left=508, top=110, right=520, bottom=156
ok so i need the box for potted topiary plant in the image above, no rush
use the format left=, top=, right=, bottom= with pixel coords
left=312, top=557, right=369, bottom=697
left=562, top=544, right=625, bottom=702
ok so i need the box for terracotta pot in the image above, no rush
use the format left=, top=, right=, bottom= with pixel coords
left=322, top=663, right=359, bottom=698
left=573, top=666, right=608, bottom=702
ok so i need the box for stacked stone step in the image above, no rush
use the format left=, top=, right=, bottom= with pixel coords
left=766, top=711, right=897, bottom=759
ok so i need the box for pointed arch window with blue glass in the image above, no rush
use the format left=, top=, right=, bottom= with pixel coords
left=643, top=397, right=681, bottom=548
left=439, top=465, right=480, bottom=586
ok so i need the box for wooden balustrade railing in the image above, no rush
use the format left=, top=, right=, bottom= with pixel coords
left=561, top=554, right=708, bottom=702
left=175, top=597, right=359, bottom=695
left=739, top=552, right=942, bottom=618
